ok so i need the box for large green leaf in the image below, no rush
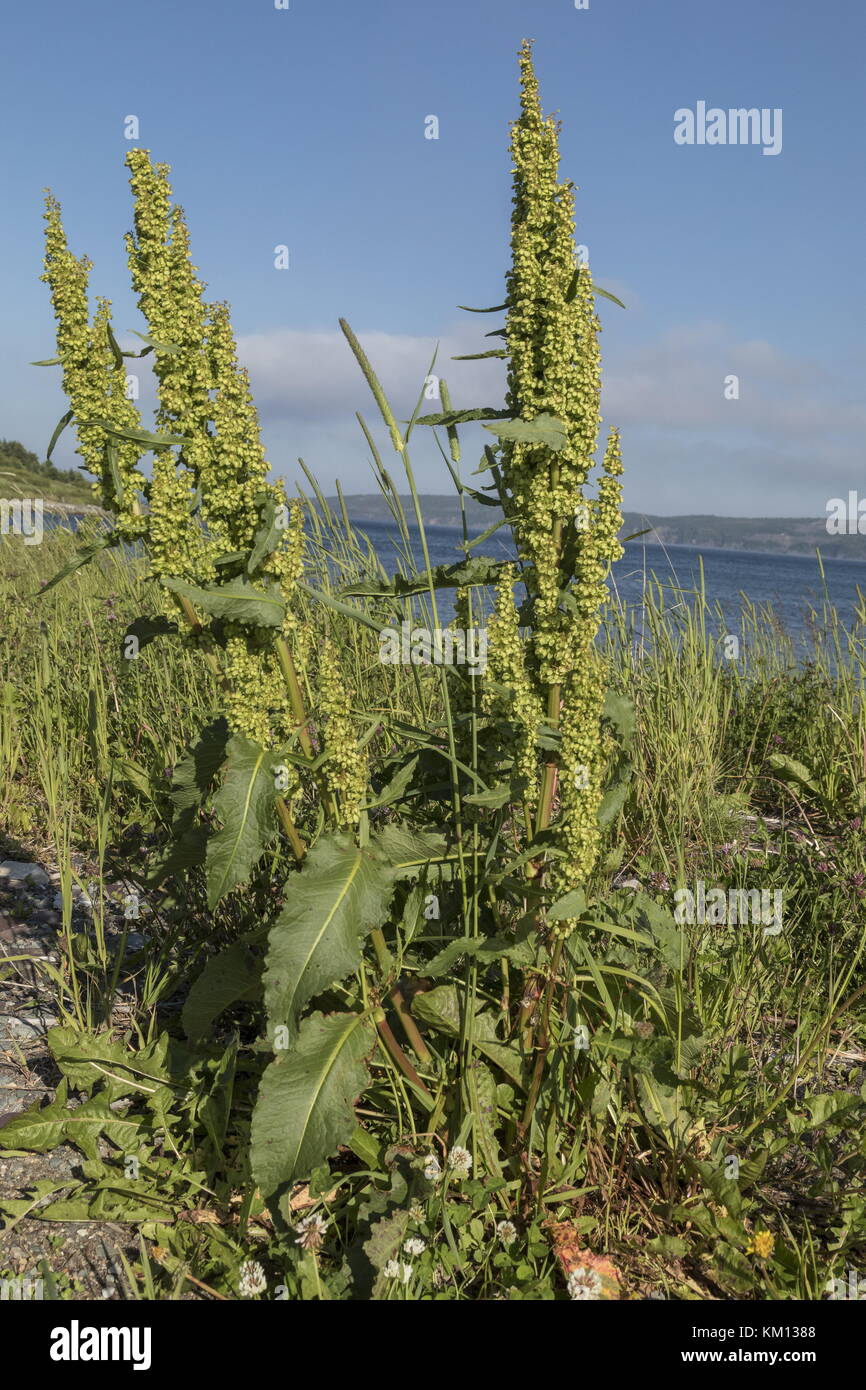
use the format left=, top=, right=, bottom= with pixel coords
left=251, top=1010, right=376, bottom=1195
left=0, top=1080, right=149, bottom=1161
left=548, top=887, right=588, bottom=921
left=264, top=833, right=398, bottom=1044
left=374, top=824, right=448, bottom=877
left=767, top=751, right=820, bottom=795
left=602, top=691, right=636, bottom=746
left=205, top=736, right=280, bottom=908
left=183, top=937, right=265, bottom=1040
left=635, top=897, right=687, bottom=973
left=170, top=717, right=230, bottom=811
left=411, top=986, right=524, bottom=1088
left=161, top=576, right=286, bottom=628
left=465, top=1060, right=502, bottom=1177
left=482, top=413, right=569, bottom=452
left=46, top=1027, right=181, bottom=1120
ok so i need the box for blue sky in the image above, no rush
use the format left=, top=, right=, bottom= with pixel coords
left=2, top=0, right=863, bottom=516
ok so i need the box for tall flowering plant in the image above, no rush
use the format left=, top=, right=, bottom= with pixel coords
left=32, top=43, right=650, bottom=1219
left=38, top=151, right=439, bottom=1224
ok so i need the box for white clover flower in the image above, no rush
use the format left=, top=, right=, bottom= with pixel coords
left=496, top=1219, right=518, bottom=1247
left=447, top=1145, right=472, bottom=1179
left=408, top=1200, right=425, bottom=1222
left=294, top=1211, right=328, bottom=1252
left=567, top=1267, right=603, bottom=1301
left=237, top=1259, right=267, bottom=1298
left=384, top=1259, right=413, bottom=1285
left=422, top=1153, right=442, bottom=1182
left=403, top=1237, right=426, bottom=1257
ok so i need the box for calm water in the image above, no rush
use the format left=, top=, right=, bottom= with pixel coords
left=26, top=513, right=866, bottom=649
left=356, top=519, right=866, bottom=647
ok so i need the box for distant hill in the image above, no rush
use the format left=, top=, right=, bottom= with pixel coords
left=0, top=438, right=96, bottom=510
left=4, top=440, right=862, bottom=562
left=324, top=495, right=866, bottom=562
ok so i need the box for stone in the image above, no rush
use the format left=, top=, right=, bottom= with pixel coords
left=52, top=888, right=92, bottom=911
left=0, top=1014, right=58, bottom=1042
left=30, top=908, right=60, bottom=925
left=0, top=861, right=49, bottom=886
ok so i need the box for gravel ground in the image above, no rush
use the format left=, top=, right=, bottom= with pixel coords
left=0, top=857, right=145, bottom=1300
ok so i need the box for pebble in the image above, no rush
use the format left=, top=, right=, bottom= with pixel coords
left=52, top=888, right=93, bottom=911
left=0, top=862, right=49, bottom=886
left=0, top=1014, right=58, bottom=1042
left=30, top=908, right=60, bottom=925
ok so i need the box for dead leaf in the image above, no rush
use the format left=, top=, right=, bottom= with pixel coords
left=288, top=1183, right=339, bottom=1212
left=544, top=1222, right=623, bottom=1299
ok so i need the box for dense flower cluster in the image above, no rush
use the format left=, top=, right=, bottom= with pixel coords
left=483, top=566, right=542, bottom=803
left=43, top=150, right=365, bottom=834
left=204, top=302, right=272, bottom=556
left=223, top=631, right=289, bottom=748
left=485, top=41, right=625, bottom=895
left=40, top=197, right=146, bottom=535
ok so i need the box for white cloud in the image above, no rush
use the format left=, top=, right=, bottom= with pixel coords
left=237, top=324, right=507, bottom=422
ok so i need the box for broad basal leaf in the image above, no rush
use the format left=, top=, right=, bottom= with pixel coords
left=47, top=1027, right=180, bottom=1116
left=0, top=1080, right=150, bottom=1161
left=251, top=1010, right=376, bottom=1196
left=264, top=833, right=398, bottom=1044
left=183, top=937, right=265, bottom=1041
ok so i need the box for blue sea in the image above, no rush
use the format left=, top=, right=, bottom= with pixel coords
left=23, top=512, right=866, bottom=650
left=354, top=519, right=866, bottom=648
